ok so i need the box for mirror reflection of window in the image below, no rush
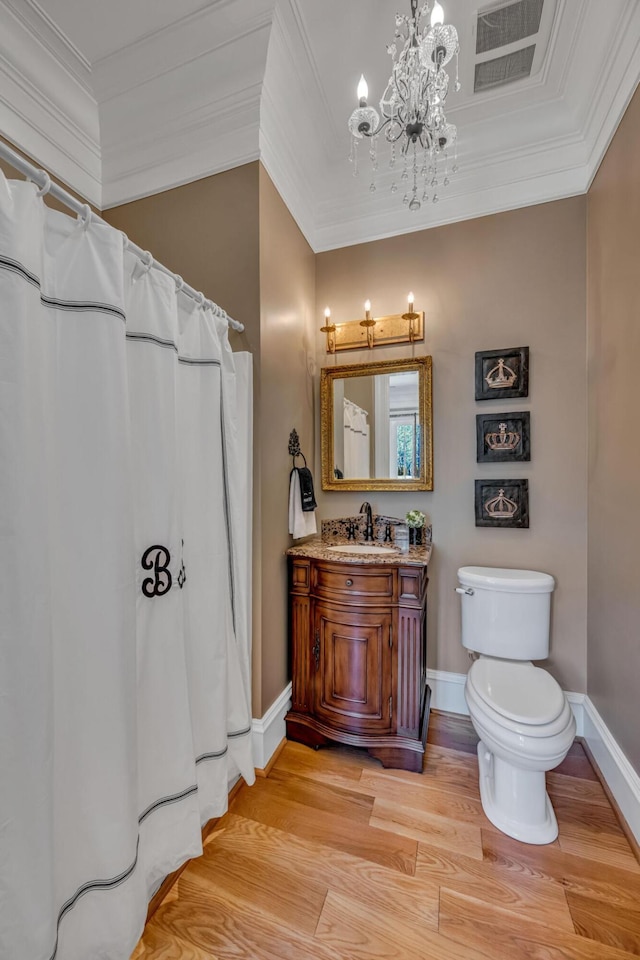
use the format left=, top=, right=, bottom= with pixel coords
left=389, top=372, right=420, bottom=479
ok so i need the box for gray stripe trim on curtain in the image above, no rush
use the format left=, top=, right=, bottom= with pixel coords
left=0, top=255, right=127, bottom=321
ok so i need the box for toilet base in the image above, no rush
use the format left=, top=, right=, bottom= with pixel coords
left=477, top=741, right=558, bottom=845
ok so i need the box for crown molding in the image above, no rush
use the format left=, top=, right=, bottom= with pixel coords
left=96, top=0, right=273, bottom=208
left=1, top=0, right=92, bottom=91
left=312, top=162, right=588, bottom=253
left=0, top=0, right=100, bottom=205
left=93, top=0, right=239, bottom=70
left=101, top=83, right=263, bottom=208
left=92, top=2, right=274, bottom=103
left=581, top=0, right=640, bottom=187
left=259, top=123, right=316, bottom=253
left=259, top=2, right=324, bottom=248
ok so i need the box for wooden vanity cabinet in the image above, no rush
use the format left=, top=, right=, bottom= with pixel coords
left=286, top=557, right=430, bottom=772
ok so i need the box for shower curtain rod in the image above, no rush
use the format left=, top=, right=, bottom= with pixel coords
left=0, top=140, right=244, bottom=333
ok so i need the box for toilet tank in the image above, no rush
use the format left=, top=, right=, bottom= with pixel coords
left=457, top=566, right=555, bottom=660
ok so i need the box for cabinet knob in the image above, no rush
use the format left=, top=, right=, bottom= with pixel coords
left=345, top=578, right=354, bottom=587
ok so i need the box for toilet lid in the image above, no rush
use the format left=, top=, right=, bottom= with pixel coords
left=469, top=659, right=565, bottom=725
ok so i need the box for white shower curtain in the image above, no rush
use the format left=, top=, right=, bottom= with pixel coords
left=0, top=175, right=254, bottom=960
left=343, top=398, right=370, bottom=478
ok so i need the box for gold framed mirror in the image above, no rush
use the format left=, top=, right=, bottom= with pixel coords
left=321, top=356, right=433, bottom=492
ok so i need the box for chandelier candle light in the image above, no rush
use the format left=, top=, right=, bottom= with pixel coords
left=349, top=0, right=460, bottom=212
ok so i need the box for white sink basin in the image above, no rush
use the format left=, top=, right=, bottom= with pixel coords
left=328, top=544, right=399, bottom=556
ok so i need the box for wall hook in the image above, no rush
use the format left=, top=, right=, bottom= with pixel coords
left=288, top=428, right=301, bottom=458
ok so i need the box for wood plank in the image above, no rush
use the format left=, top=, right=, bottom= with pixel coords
left=360, top=768, right=491, bottom=829
left=206, top=813, right=439, bottom=927
left=551, top=782, right=640, bottom=870
left=483, top=828, right=640, bottom=907
left=151, top=881, right=343, bottom=960
left=438, top=888, right=638, bottom=960
left=566, top=890, right=640, bottom=956
left=133, top=927, right=218, bottom=959
left=264, top=766, right=376, bottom=822
left=547, top=769, right=610, bottom=806
left=555, top=751, right=600, bottom=781
left=417, top=842, right=574, bottom=932
left=370, top=797, right=484, bottom=860
left=188, top=843, right=327, bottom=937
left=315, top=889, right=488, bottom=960
left=554, top=792, right=630, bottom=834
left=422, top=744, right=480, bottom=798
left=558, top=823, right=640, bottom=872
left=273, top=741, right=376, bottom=793
left=229, top=774, right=418, bottom=875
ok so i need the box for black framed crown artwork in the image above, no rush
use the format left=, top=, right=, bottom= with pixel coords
left=475, top=346, right=529, bottom=401
left=476, top=411, right=530, bottom=463
left=475, top=479, right=529, bottom=529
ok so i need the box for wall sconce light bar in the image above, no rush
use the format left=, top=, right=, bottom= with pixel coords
left=321, top=310, right=425, bottom=353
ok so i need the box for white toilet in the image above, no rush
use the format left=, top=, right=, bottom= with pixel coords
left=457, top=565, right=576, bottom=844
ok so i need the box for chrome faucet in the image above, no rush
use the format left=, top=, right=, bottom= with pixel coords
left=360, top=501, right=374, bottom=541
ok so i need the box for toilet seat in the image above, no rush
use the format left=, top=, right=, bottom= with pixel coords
left=465, top=661, right=576, bottom=775
left=467, top=658, right=566, bottom=733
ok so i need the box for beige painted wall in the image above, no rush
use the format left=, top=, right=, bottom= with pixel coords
left=258, top=166, right=316, bottom=714
left=316, top=198, right=588, bottom=692
left=587, top=86, right=640, bottom=772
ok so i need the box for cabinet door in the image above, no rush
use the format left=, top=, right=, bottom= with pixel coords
left=312, top=601, right=393, bottom=734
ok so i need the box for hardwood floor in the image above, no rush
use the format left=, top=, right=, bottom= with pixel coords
left=131, top=713, right=640, bottom=960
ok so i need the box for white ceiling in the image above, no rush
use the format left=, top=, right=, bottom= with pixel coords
left=1, top=0, right=639, bottom=251
left=41, top=0, right=209, bottom=63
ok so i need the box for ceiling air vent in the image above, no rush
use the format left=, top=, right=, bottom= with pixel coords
left=474, top=44, right=536, bottom=92
left=476, top=0, right=544, bottom=55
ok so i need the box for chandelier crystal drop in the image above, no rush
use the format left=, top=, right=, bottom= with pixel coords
left=348, top=0, right=460, bottom=212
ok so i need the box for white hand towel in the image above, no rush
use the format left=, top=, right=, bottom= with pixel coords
left=289, top=469, right=317, bottom=540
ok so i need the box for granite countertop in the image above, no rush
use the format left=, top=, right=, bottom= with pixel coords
left=287, top=536, right=432, bottom=567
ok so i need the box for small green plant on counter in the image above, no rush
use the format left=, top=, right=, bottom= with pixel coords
left=406, top=509, right=426, bottom=528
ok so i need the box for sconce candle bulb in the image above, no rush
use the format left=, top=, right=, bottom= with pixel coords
left=402, top=291, right=420, bottom=342
left=360, top=299, right=376, bottom=349
left=320, top=305, right=337, bottom=353
left=357, top=74, right=369, bottom=106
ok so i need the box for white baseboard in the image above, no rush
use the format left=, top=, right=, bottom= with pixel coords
left=583, top=697, right=640, bottom=846
left=252, top=682, right=292, bottom=771
left=427, top=669, right=469, bottom=718
left=426, top=669, right=585, bottom=737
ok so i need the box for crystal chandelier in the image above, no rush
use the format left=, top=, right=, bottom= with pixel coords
left=348, top=0, right=460, bottom=211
